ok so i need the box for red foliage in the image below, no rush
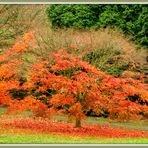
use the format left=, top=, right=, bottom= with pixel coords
left=0, top=118, right=148, bottom=138
left=22, top=48, right=147, bottom=124
left=0, top=32, right=34, bottom=107
left=12, top=47, right=146, bottom=127
left=0, top=33, right=147, bottom=127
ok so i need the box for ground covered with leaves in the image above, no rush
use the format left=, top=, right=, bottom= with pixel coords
left=0, top=117, right=148, bottom=140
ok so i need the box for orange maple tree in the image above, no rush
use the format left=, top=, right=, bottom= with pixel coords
left=0, top=33, right=147, bottom=128
left=21, top=48, right=148, bottom=127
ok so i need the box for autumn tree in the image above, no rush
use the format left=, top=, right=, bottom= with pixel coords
left=22, top=49, right=148, bottom=127
left=1, top=32, right=147, bottom=128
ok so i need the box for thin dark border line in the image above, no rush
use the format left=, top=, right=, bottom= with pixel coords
left=0, top=1, right=148, bottom=4
left=0, top=2, right=148, bottom=4
left=0, top=144, right=148, bottom=146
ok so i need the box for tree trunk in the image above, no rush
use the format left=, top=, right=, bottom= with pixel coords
left=75, top=118, right=81, bottom=128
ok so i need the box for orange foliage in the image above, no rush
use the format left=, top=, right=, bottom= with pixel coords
left=0, top=32, right=147, bottom=127
left=0, top=32, right=34, bottom=107
left=22, top=48, right=148, bottom=124
left=11, top=32, right=34, bottom=53
left=0, top=32, right=34, bottom=62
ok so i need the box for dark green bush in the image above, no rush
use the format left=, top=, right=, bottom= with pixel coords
left=47, top=4, right=148, bottom=48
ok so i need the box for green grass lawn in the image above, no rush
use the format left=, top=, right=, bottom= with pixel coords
left=0, top=131, right=147, bottom=144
